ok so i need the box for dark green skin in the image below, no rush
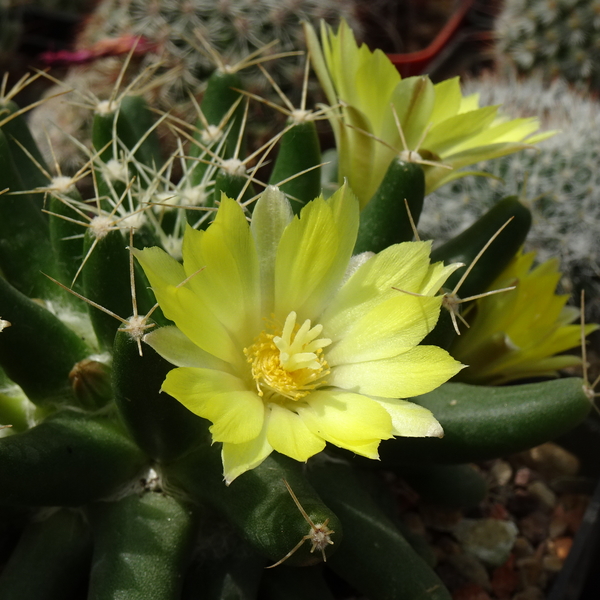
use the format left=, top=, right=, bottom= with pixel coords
left=189, top=70, right=244, bottom=187
left=421, top=303, right=457, bottom=350
left=379, top=378, right=591, bottom=466
left=0, top=410, right=146, bottom=506
left=430, top=195, right=532, bottom=300
left=205, top=171, right=255, bottom=228
left=0, top=129, right=57, bottom=299
left=0, top=277, right=89, bottom=405
left=165, top=449, right=342, bottom=567
left=347, top=469, right=436, bottom=567
left=399, top=463, right=488, bottom=509
left=82, top=228, right=133, bottom=349
left=182, top=534, right=266, bottom=600
left=354, top=158, right=425, bottom=254
left=92, top=109, right=121, bottom=164
left=0, top=509, right=92, bottom=600
left=92, top=97, right=161, bottom=169
left=0, top=98, right=50, bottom=192
left=268, top=120, right=322, bottom=214
left=88, top=492, right=197, bottom=600
left=423, top=195, right=532, bottom=349
left=48, top=190, right=85, bottom=294
left=213, top=170, right=255, bottom=207
left=261, top=565, right=335, bottom=600
left=118, top=95, right=163, bottom=170
left=81, top=228, right=160, bottom=349
left=112, top=331, right=208, bottom=462
left=308, top=461, right=452, bottom=600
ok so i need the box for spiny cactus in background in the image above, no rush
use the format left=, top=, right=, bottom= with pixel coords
left=81, top=0, right=362, bottom=93
left=0, top=22, right=596, bottom=600
left=29, top=0, right=363, bottom=168
left=495, top=0, right=600, bottom=89
left=421, top=73, right=600, bottom=320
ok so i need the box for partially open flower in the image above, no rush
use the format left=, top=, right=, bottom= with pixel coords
left=135, top=185, right=463, bottom=483
left=304, top=19, right=552, bottom=208
left=450, top=250, right=598, bottom=385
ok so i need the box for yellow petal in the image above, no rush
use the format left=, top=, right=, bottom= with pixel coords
left=303, top=21, right=337, bottom=108
left=423, top=105, right=499, bottom=156
left=329, top=345, right=464, bottom=398
left=373, top=397, right=443, bottom=437
left=135, top=246, right=239, bottom=364
left=430, top=77, right=462, bottom=124
left=134, top=246, right=185, bottom=288
left=321, top=241, right=439, bottom=340
left=162, top=368, right=265, bottom=444
left=158, top=285, right=240, bottom=365
left=143, top=326, right=229, bottom=371
left=327, top=293, right=441, bottom=365
left=182, top=196, right=261, bottom=347
left=450, top=117, right=540, bottom=152
left=251, top=186, right=294, bottom=316
left=206, top=391, right=266, bottom=444
left=298, top=390, right=392, bottom=456
left=274, top=184, right=359, bottom=320
left=338, top=104, right=380, bottom=208
left=266, top=404, right=326, bottom=461
left=354, top=51, right=400, bottom=133
left=222, top=426, right=273, bottom=485
left=389, top=76, right=435, bottom=149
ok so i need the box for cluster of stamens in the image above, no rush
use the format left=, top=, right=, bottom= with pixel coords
left=244, top=311, right=331, bottom=402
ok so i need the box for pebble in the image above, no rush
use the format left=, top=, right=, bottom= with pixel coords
left=454, top=519, right=519, bottom=567
left=548, top=536, right=573, bottom=561
left=516, top=555, right=543, bottom=588
left=419, top=504, right=463, bottom=532
left=512, top=536, right=534, bottom=559
left=527, top=481, right=557, bottom=512
left=514, top=468, right=532, bottom=488
left=542, top=554, right=564, bottom=573
left=446, top=553, right=492, bottom=590
left=490, top=460, right=513, bottom=487
left=519, top=443, right=580, bottom=480
left=512, top=585, right=544, bottom=600
left=518, top=512, right=550, bottom=545
left=452, top=583, right=492, bottom=600
left=491, top=554, right=520, bottom=598
left=401, top=510, right=427, bottom=537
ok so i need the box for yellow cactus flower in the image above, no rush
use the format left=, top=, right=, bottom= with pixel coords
left=304, top=19, right=552, bottom=208
left=135, top=185, right=463, bottom=483
left=450, top=250, right=598, bottom=385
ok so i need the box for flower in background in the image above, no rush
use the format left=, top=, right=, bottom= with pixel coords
left=135, top=185, right=463, bottom=483
left=450, top=250, right=598, bottom=385
left=304, top=19, right=553, bottom=208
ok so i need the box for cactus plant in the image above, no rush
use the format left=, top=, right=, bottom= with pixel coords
left=421, top=72, right=600, bottom=321
left=495, top=0, right=600, bottom=89
left=29, top=0, right=364, bottom=168
left=0, top=20, right=595, bottom=600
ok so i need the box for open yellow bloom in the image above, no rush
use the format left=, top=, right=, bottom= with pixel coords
left=451, top=251, right=598, bottom=385
left=304, top=19, right=552, bottom=208
left=135, top=185, right=463, bottom=483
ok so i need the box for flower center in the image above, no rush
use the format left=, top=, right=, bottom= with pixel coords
left=244, top=311, right=331, bottom=402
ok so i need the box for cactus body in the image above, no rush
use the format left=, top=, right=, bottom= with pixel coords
left=0, top=20, right=593, bottom=600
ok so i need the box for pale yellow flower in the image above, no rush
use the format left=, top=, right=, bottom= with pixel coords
left=304, top=19, right=552, bottom=208
left=135, top=185, right=463, bottom=483
left=451, top=250, right=598, bottom=385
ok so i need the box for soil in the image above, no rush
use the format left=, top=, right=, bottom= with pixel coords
left=394, top=442, right=596, bottom=600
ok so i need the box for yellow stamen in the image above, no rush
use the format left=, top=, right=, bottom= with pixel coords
left=244, top=311, right=331, bottom=402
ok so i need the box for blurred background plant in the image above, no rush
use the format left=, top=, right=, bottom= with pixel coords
left=421, top=72, right=600, bottom=324
left=495, top=0, right=600, bottom=90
